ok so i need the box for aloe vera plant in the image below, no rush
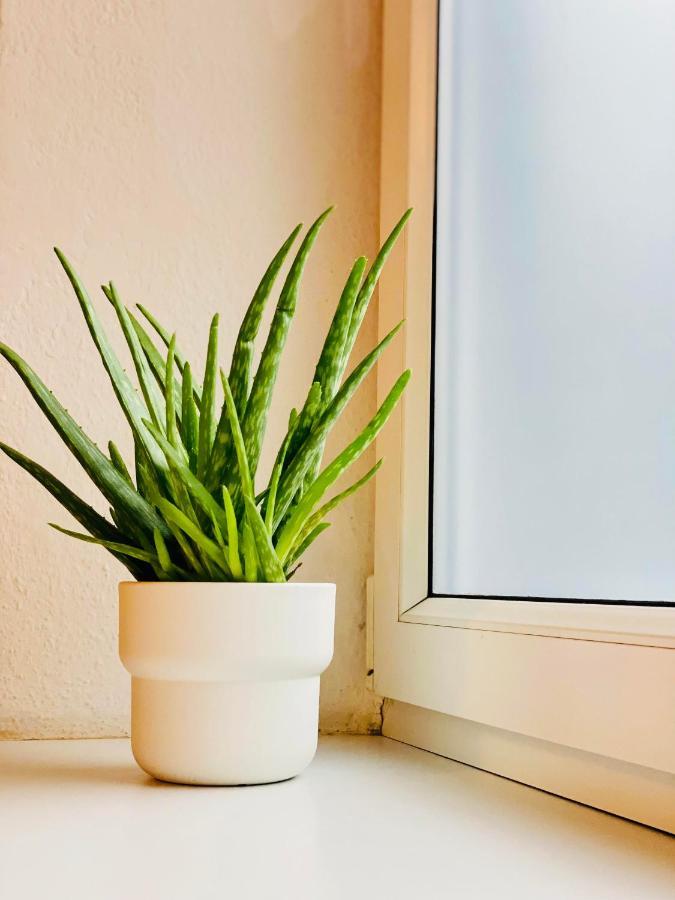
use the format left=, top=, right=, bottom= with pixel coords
left=0, top=209, right=411, bottom=582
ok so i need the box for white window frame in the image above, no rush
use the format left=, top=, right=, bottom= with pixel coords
left=374, top=0, right=675, bottom=833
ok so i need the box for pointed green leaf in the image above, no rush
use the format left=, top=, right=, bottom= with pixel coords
left=108, top=441, right=133, bottom=487
left=166, top=521, right=205, bottom=577
left=276, top=370, right=410, bottom=559
left=164, top=335, right=185, bottom=455
left=0, top=343, right=168, bottom=539
left=144, top=421, right=230, bottom=540
left=242, top=522, right=258, bottom=582
left=285, top=522, right=331, bottom=571
left=241, top=207, right=333, bottom=477
left=284, top=381, right=321, bottom=470
left=289, top=256, right=367, bottom=488
left=273, top=320, right=404, bottom=526
left=53, top=250, right=167, bottom=479
left=156, top=498, right=228, bottom=575
left=106, top=282, right=166, bottom=431
left=342, top=209, right=412, bottom=371
left=243, top=496, right=285, bottom=582
left=281, top=460, right=382, bottom=565
left=0, top=442, right=152, bottom=580
left=298, top=213, right=411, bottom=490
left=49, top=523, right=158, bottom=564
left=159, top=498, right=226, bottom=568
left=205, top=400, right=232, bottom=492
left=128, top=310, right=183, bottom=416
left=265, top=413, right=297, bottom=529
left=180, top=362, right=199, bottom=470
left=313, top=255, right=367, bottom=404
left=197, top=314, right=219, bottom=479
left=229, top=223, right=302, bottom=417
left=220, top=371, right=254, bottom=501
left=221, top=485, right=243, bottom=579
left=153, top=527, right=173, bottom=574
left=136, top=303, right=203, bottom=400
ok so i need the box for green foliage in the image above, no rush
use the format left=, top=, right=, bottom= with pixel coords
left=0, top=210, right=411, bottom=582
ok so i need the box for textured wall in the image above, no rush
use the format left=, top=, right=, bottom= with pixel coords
left=0, top=0, right=383, bottom=737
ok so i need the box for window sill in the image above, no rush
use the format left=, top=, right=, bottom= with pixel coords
left=0, top=735, right=671, bottom=898
left=402, top=595, right=675, bottom=648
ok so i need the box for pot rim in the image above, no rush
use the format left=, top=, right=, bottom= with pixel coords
left=119, top=580, right=336, bottom=588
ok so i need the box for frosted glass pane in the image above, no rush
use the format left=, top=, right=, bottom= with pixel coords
left=432, top=0, right=675, bottom=601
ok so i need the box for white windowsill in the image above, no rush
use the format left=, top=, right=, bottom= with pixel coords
left=401, top=595, right=675, bottom=648
left=0, top=735, right=671, bottom=899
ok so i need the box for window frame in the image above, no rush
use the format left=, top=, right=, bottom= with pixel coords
left=374, top=0, right=675, bottom=831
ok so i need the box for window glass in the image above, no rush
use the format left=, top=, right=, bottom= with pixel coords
left=433, top=0, right=675, bottom=601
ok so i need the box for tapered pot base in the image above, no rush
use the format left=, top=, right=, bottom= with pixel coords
left=131, top=676, right=320, bottom=785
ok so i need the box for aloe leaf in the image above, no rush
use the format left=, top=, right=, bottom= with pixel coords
left=156, top=498, right=228, bottom=575
left=282, top=459, right=382, bottom=565
left=106, top=282, right=166, bottom=431
left=243, top=496, right=285, bottom=582
left=264, top=411, right=298, bottom=529
left=128, top=310, right=183, bottom=415
left=242, top=522, right=258, bottom=582
left=229, top=223, right=303, bottom=417
left=53, top=250, right=167, bottom=478
left=153, top=527, right=173, bottom=574
left=220, top=371, right=254, bottom=500
left=285, top=522, right=331, bottom=572
left=197, top=315, right=219, bottom=479
left=207, top=514, right=232, bottom=581
left=49, top=523, right=158, bottom=564
left=221, top=486, right=243, bottom=579
left=144, top=421, right=230, bottom=539
left=298, top=213, right=411, bottom=489
left=276, top=370, right=410, bottom=560
left=341, top=209, right=412, bottom=372
left=210, top=512, right=226, bottom=549
left=241, top=207, right=333, bottom=478
left=134, top=440, right=154, bottom=503
left=136, top=304, right=202, bottom=397
left=156, top=343, right=200, bottom=526
left=286, top=257, right=367, bottom=487
left=205, top=401, right=232, bottom=492
left=108, top=441, right=133, bottom=486
left=109, top=506, right=122, bottom=530
left=272, top=320, right=404, bottom=526
left=164, top=335, right=185, bottom=455
left=0, top=441, right=138, bottom=557
left=314, top=255, right=367, bottom=404
left=166, top=520, right=205, bottom=576
left=0, top=343, right=168, bottom=539
left=180, top=363, right=199, bottom=470
left=284, top=381, right=321, bottom=470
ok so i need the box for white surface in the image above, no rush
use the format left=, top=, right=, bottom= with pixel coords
left=0, top=736, right=672, bottom=900
left=433, top=0, right=675, bottom=601
left=120, top=582, right=335, bottom=784
left=384, top=700, right=675, bottom=834
left=0, top=0, right=383, bottom=738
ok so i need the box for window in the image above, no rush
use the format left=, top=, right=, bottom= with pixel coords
left=433, top=0, right=675, bottom=605
left=374, top=0, right=675, bottom=833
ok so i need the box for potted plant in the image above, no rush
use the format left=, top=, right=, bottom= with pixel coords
left=0, top=208, right=411, bottom=785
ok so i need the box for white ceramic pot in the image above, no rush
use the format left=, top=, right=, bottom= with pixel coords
left=119, top=581, right=335, bottom=785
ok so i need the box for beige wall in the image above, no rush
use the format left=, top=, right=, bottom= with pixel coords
left=0, top=0, right=383, bottom=737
